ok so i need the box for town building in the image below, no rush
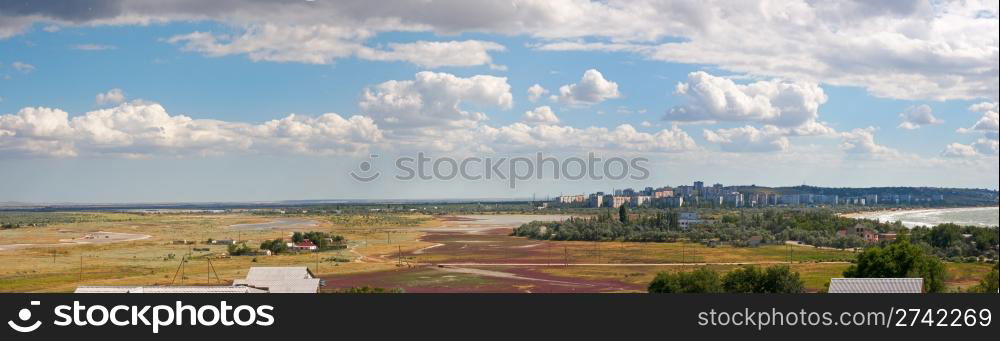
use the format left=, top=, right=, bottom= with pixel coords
left=288, top=240, right=318, bottom=251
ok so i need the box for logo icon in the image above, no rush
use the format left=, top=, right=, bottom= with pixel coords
left=350, top=154, right=381, bottom=183
left=8, top=301, right=41, bottom=333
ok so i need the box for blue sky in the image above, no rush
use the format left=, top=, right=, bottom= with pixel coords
left=0, top=1, right=997, bottom=203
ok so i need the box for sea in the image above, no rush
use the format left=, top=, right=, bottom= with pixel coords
left=863, top=207, right=999, bottom=228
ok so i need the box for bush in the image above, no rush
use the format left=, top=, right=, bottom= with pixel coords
left=722, top=265, right=805, bottom=293
left=650, top=265, right=806, bottom=293
left=648, top=268, right=723, bottom=293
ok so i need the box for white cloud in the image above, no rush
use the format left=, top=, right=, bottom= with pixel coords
left=944, top=138, right=1000, bottom=158
left=522, top=106, right=560, bottom=125
left=703, top=125, right=790, bottom=153
left=354, top=71, right=695, bottom=154
left=483, top=123, right=697, bottom=154
left=554, top=69, right=621, bottom=106
left=640, top=121, right=652, bottom=127
left=960, top=102, right=999, bottom=140
left=95, top=88, right=126, bottom=106
left=0, top=101, right=380, bottom=158
left=72, top=44, right=116, bottom=51
left=942, top=142, right=980, bottom=158
left=897, top=104, right=942, bottom=130
left=167, top=24, right=505, bottom=68
left=357, top=40, right=506, bottom=68
left=839, top=127, right=900, bottom=159
left=527, top=84, right=548, bottom=103
left=2, top=1, right=996, bottom=101
left=969, top=102, right=999, bottom=113
left=11, top=61, right=34, bottom=73
left=665, top=71, right=830, bottom=134
left=166, top=24, right=374, bottom=64
left=359, top=71, right=512, bottom=132
left=973, top=138, right=999, bottom=156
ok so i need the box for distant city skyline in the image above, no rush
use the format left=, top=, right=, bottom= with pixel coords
left=1, top=1, right=997, bottom=202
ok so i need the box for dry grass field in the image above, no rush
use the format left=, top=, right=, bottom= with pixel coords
left=1, top=212, right=992, bottom=293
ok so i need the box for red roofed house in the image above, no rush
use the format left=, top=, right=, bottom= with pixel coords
left=287, top=240, right=318, bottom=251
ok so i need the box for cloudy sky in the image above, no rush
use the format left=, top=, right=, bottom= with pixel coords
left=0, top=0, right=997, bottom=203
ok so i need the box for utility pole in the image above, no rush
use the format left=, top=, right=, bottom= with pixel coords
left=397, top=246, right=402, bottom=266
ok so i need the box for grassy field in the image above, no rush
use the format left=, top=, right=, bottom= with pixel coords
left=0, top=212, right=433, bottom=292
left=1, top=212, right=994, bottom=293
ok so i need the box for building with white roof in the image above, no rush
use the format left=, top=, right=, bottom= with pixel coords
left=232, top=267, right=320, bottom=293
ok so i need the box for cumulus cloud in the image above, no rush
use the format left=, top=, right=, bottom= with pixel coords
left=359, top=71, right=512, bottom=132
left=527, top=84, right=548, bottom=103
left=11, top=61, right=34, bottom=73
left=703, top=125, right=790, bottom=153
left=942, top=142, right=980, bottom=158
left=95, top=88, right=126, bottom=106
left=960, top=102, right=999, bottom=139
left=897, top=104, right=942, bottom=130
left=483, top=123, right=697, bottom=154
left=522, top=106, right=560, bottom=125
left=167, top=24, right=505, bottom=68
left=2, top=1, right=995, bottom=101
left=969, top=102, right=998, bottom=113
left=973, top=138, right=1000, bottom=156
left=353, top=71, right=696, bottom=154
left=839, top=127, right=900, bottom=159
left=0, top=101, right=381, bottom=158
left=943, top=102, right=999, bottom=158
left=554, top=69, right=621, bottom=106
left=665, top=71, right=831, bottom=133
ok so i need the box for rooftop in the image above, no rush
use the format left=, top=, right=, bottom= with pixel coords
left=828, top=278, right=923, bottom=294
left=75, top=286, right=268, bottom=294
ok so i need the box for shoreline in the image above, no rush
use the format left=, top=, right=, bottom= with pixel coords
left=839, top=206, right=999, bottom=227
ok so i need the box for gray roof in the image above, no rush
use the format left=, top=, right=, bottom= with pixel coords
left=75, top=286, right=268, bottom=294
left=74, top=266, right=319, bottom=294
left=232, top=267, right=320, bottom=293
left=828, top=278, right=923, bottom=293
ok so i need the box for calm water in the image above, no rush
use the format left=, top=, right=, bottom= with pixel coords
left=869, top=207, right=999, bottom=228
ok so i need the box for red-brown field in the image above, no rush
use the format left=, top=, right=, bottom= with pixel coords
left=318, top=215, right=861, bottom=293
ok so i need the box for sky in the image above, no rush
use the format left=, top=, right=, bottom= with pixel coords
left=0, top=0, right=998, bottom=203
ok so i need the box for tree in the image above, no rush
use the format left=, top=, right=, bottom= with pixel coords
left=227, top=242, right=251, bottom=256
left=648, top=268, right=723, bottom=293
left=927, top=224, right=962, bottom=249
left=259, top=239, right=289, bottom=254
left=722, top=265, right=805, bottom=293
left=972, top=263, right=998, bottom=293
left=843, top=238, right=946, bottom=293
left=618, top=205, right=630, bottom=224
